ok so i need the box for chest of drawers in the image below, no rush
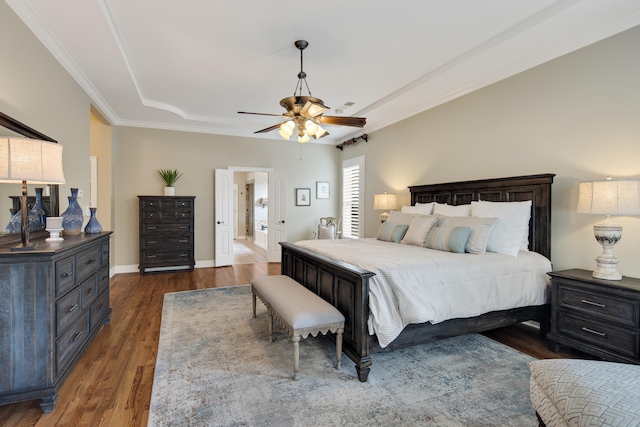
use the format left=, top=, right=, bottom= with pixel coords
left=0, top=232, right=112, bottom=413
left=547, top=269, right=640, bottom=364
left=138, top=196, right=195, bottom=274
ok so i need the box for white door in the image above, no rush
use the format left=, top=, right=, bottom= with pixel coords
left=268, top=171, right=287, bottom=262
left=214, top=169, right=234, bottom=267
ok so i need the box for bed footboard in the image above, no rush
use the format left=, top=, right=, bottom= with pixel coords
left=280, top=241, right=375, bottom=382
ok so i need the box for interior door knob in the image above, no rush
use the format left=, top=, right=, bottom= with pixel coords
left=217, top=221, right=224, bottom=224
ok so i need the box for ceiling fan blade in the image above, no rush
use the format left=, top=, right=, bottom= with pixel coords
left=238, top=111, right=286, bottom=117
left=254, top=123, right=284, bottom=134
left=316, top=116, right=366, bottom=128
left=300, top=100, right=330, bottom=118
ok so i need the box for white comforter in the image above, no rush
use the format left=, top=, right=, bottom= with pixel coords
left=294, top=238, right=552, bottom=347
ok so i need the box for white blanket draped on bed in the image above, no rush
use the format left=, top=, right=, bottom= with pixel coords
left=294, top=238, right=552, bottom=347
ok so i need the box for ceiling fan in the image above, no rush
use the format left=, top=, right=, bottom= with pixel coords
left=238, top=40, right=366, bottom=143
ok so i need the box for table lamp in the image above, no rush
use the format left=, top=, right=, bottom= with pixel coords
left=373, top=193, right=398, bottom=223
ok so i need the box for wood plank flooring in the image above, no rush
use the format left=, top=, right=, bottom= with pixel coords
left=0, top=263, right=584, bottom=427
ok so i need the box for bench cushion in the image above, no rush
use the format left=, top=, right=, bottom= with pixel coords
left=252, top=275, right=344, bottom=330
left=530, top=359, right=640, bottom=427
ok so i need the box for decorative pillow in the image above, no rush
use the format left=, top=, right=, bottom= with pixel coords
left=401, top=202, right=435, bottom=215
left=437, top=215, right=498, bottom=254
left=386, top=211, right=414, bottom=226
left=471, top=200, right=532, bottom=257
left=433, top=203, right=471, bottom=217
left=400, top=215, right=437, bottom=246
left=317, top=224, right=335, bottom=239
left=376, top=222, right=409, bottom=243
left=425, top=226, right=471, bottom=253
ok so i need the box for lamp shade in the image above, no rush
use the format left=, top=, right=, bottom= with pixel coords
left=373, top=193, right=398, bottom=211
left=577, top=180, right=640, bottom=216
left=0, top=137, right=66, bottom=184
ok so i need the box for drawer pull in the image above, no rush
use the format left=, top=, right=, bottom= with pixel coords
left=72, top=332, right=83, bottom=342
left=86, top=287, right=95, bottom=294
left=148, top=241, right=157, bottom=244
left=147, top=255, right=156, bottom=259
left=86, top=259, right=96, bottom=265
left=148, top=226, right=157, bottom=230
left=581, top=299, right=606, bottom=308
left=98, top=304, right=105, bottom=311
left=179, top=225, right=188, bottom=229
left=61, top=272, right=71, bottom=278
left=581, top=327, right=607, bottom=337
left=67, top=304, right=79, bottom=313
left=179, top=239, right=188, bottom=243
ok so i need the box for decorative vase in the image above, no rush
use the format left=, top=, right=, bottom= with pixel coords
left=164, top=186, right=175, bottom=196
left=4, top=207, right=21, bottom=233
left=30, top=187, right=49, bottom=229
left=84, top=207, right=103, bottom=234
left=61, top=188, right=84, bottom=235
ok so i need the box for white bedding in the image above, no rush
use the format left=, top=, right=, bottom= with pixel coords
left=294, top=238, right=552, bottom=347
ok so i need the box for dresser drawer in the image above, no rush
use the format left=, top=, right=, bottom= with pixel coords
left=558, top=285, right=639, bottom=327
left=98, top=265, right=109, bottom=292
left=141, top=235, right=193, bottom=249
left=141, top=249, right=193, bottom=263
left=142, top=222, right=192, bottom=234
left=55, top=256, right=75, bottom=297
left=90, top=288, right=110, bottom=331
left=56, top=311, right=90, bottom=374
left=101, top=240, right=110, bottom=267
left=558, top=312, right=639, bottom=359
left=56, top=287, right=82, bottom=334
left=81, top=275, right=99, bottom=309
left=76, top=245, right=102, bottom=283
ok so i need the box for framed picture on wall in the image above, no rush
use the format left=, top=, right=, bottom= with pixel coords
left=316, top=181, right=330, bottom=199
left=295, top=188, right=311, bottom=206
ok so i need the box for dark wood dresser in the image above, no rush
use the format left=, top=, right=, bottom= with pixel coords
left=547, top=269, right=640, bottom=364
left=0, top=232, right=112, bottom=413
left=138, top=196, right=195, bottom=274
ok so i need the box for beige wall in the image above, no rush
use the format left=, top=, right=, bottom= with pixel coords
left=0, top=2, right=92, bottom=234
left=113, top=126, right=340, bottom=271
left=89, top=112, right=113, bottom=232
left=344, top=25, right=640, bottom=277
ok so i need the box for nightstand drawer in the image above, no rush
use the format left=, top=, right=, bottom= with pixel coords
left=559, top=286, right=639, bottom=327
left=558, top=312, right=639, bottom=359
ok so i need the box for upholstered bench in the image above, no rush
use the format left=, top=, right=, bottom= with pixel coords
left=251, top=275, right=345, bottom=380
left=530, top=359, right=640, bottom=427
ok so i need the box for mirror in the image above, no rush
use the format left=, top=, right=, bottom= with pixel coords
left=0, top=111, right=59, bottom=245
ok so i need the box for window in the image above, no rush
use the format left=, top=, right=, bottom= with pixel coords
left=341, top=155, right=364, bottom=239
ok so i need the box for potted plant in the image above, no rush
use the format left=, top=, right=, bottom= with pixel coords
left=158, top=169, right=183, bottom=196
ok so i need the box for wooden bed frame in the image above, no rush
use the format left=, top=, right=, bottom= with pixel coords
left=280, top=173, right=555, bottom=382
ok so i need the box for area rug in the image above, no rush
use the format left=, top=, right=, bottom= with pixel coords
left=148, top=285, right=538, bottom=427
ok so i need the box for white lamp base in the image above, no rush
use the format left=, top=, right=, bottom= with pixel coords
left=46, top=228, right=64, bottom=242
left=380, top=211, right=390, bottom=223
left=592, top=222, right=622, bottom=281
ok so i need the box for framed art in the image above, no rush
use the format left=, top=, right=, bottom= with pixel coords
left=296, top=188, right=311, bottom=206
left=316, top=181, right=330, bottom=199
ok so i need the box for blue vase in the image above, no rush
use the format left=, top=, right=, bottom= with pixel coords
left=30, top=187, right=48, bottom=229
left=62, top=188, right=84, bottom=235
left=5, top=206, right=22, bottom=233
left=84, top=207, right=102, bottom=234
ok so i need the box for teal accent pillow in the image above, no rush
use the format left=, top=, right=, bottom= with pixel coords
left=376, top=222, right=409, bottom=243
left=425, top=226, right=471, bottom=253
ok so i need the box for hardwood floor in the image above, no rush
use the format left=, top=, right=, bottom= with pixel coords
left=0, top=263, right=584, bottom=427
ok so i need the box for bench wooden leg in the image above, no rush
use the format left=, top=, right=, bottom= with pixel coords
left=268, top=311, right=274, bottom=341
left=292, top=335, right=300, bottom=381
left=335, top=327, right=343, bottom=370
left=252, top=289, right=257, bottom=318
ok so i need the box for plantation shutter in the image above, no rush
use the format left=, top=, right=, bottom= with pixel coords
left=341, top=156, right=365, bottom=239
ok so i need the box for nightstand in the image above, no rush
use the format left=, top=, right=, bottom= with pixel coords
left=547, top=269, right=640, bottom=364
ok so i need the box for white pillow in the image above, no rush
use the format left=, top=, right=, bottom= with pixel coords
left=401, top=202, right=435, bottom=215
left=386, top=211, right=414, bottom=226
left=437, top=215, right=498, bottom=254
left=401, top=215, right=437, bottom=246
left=433, top=203, right=471, bottom=217
left=471, top=200, right=532, bottom=257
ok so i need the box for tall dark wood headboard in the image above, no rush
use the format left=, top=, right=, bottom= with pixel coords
left=409, top=174, right=555, bottom=260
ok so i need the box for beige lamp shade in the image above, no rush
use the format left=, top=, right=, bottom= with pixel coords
left=0, top=137, right=66, bottom=184
left=373, top=193, right=398, bottom=211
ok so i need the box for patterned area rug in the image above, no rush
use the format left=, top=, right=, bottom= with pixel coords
left=149, top=285, right=538, bottom=427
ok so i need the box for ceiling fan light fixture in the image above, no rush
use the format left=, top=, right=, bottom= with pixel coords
left=298, top=133, right=310, bottom=143
left=300, top=100, right=329, bottom=118
left=305, top=120, right=319, bottom=135
left=278, top=120, right=295, bottom=140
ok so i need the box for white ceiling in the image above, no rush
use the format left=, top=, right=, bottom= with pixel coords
left=7, top=0, right=640, bottom=144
